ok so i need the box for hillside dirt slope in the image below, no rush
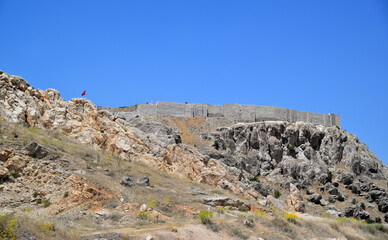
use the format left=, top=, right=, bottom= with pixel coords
left=1, top=70, right=388, bottom=239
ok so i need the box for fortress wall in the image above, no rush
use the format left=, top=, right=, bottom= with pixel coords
left=109, top=101, right=340, bottom=127
left=155, top=102, right=186, bottom=117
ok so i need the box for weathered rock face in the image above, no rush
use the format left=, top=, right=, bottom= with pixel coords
left=345, top=205, right=371, bottom=220
left=160, top=144, right=247, bottom=195
left=0, top=165, right=10, bottom=180
left=285, top=183, right=305, bottom=212
left=26, top=142, right=48, bottom=159
left=120, top=175, right=135, bottom=187
left=1, top=70, right=388, bottom=221
left=0, top=71, right=257, bottom=197
left=0, top=71, right=149, bottom=158
left=0, top=146, right=114, bottom=211
left=202, top=122, right=388, bottom=183
left=127, top=118, right=182, bottom=157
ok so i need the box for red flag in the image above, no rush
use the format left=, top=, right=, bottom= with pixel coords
left=81, top=90, right=86, bottom=96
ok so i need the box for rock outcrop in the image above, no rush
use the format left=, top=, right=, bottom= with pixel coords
left=0, top=146, right=115, bottom=211
left=285, top=183, right=305, bottom=212
left=201, top=122, right=388, bottom=182
left=1, top=70, right=388, bottom=222
left=0, top=71, right=251, bottom=197
left=345, top=205, right=371, bottom=220
left=0, top=70, right=149, bottom=158
left=160, top=144, right=247, bottom=195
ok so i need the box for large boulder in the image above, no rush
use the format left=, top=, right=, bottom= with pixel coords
left=120, top=175, right=135, bottom=187
left=344, top=205, right=371, bottom=220
left=376, top=197, right=388, bottom=213
left=0, top=165, right=10, bottom=179
left=307, top=194, right=322, bottom=205
left=328, top=188, right=339, bottom=196
left=203, top=196, right=249, bottom=211
left=0, top=147, right=13, bottom=161
left=325, top=210, right=343, bottom=218
left=267, top=195, right=286, bottom=210
left=4, top=155, right=28, bottom=171
left=137, top=176, right=150, bottom=187
left=203, top=196, right=229, bottom=206
left=26, top=142, right=48, bottom=159
left=335, top=172, right=354, bottom=185
left=253, top=182, right=272, bottom=197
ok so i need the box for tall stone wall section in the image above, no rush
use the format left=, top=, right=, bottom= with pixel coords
left=111, top=101, right=341, bottom=127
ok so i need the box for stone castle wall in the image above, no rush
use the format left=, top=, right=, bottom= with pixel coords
left=102, top=101, right=341, bottom=127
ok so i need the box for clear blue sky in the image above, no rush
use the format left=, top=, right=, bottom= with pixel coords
left=1, top=1, right=387, bottom=165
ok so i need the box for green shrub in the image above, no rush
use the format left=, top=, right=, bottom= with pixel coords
left=327, top=172, right=332, bottom=183
left=361, top=202, right=365, bottom=210
left=366, top=218, right=375, bottom=224
left=147, top=197, right=157, bottom=209
left=248, top=176, right=260, bottom=182
left=103, top=199, right=119, bottom=209
left=33, top=191, right=39, bottom=198
left=107, top=213, right=122, bottom=222
left=337, top=193, right=344, bottom=202
left=291, top=171, right=299, bottom=180
left=274, top=189, right=281, bottom=199
left=64, top=191, right=69, bottom=198
left=284, top=213, right=298, bottom=224
left=375, top=217, right=382, bottom=223
left=36, top=199, right=42, bottom=204
left=288, top=144, right=296, bottom=153
left=0, top=215, right=18, bottom=240
left=43, top=200, right=51, bottom=208
left=343, top=177, right=353, bottom=185
left=352, top=186, right=358, bottom=194
left=371, top=192, right=379, bottom=201
left=39, top=222, right=55, bottom=233
left=198, top=210, right=213, bottom=225
left=10, top=170, right=19, bottom=178
left=352, top=198, right=357, bottom=204
left=213, top=140, right=220, bottom=150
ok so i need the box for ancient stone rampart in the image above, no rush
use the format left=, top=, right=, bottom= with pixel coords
left=101, top=101, right=341, bottom=127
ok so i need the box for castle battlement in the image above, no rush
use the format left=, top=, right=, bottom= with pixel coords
left=100, top=101, right=341, bottom=127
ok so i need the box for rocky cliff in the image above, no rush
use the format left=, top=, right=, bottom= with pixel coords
left=1, top=69, right=388, bottom=223
left=0, top=70, right=248, bottom=196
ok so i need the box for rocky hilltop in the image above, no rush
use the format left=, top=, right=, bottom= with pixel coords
left=1, top=70, right=388, bottom=239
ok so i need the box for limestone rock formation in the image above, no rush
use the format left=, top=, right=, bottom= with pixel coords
left=160, top=144, right=246, bottom=195
left=137, top=176, right=150, bottom=187
left=0, top=165, right=10, bottom=180
left=285, top=183, right=305, bottom=212
left=0, top=70, right=149, bottom=158
left=0, top=145, right=114, bottom=211
left=25, top=142, right=48, bottom=159
left=1, top=69, right=388, bottom=223
left=120, top=175, right=135, bottom=187
left=202, top=122, right=388, bottom=182
left=345, top=205, right=371, bottom=220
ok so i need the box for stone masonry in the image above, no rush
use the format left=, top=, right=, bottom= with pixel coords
left=100, top=102, right=341, bottom=127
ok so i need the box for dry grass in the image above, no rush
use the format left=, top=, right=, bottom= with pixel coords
left=2, top=118, right=388, bottom=240
left=172, top=117, right=202, bottom=146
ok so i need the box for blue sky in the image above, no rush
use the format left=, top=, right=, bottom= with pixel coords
left=0, top=0, right=387, bottom=165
